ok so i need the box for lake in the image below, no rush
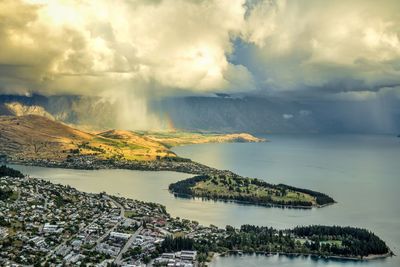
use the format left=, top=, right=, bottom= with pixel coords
left=12, top=134, right=400, bottom=267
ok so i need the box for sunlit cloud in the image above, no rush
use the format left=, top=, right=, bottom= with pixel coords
left=0, top=0, right=253, bottom=97
left=1, top=0, right=400, bottom=129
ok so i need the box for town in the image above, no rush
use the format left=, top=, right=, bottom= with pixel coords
left=0, top=173, right=216, bottom=266
left=0, top=167, right=392, bottom=266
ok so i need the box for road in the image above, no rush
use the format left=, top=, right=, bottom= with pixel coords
left=96, top=196, right=125, bottom=245
left=106, top=195, right=125, bottom=217
left=44, top=214, right=101, bottom=263
left=45, top=195, right=124, bottom=263
left=114, top=226, right=143, bottom=265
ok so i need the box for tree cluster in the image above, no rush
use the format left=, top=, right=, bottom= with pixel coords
left=0, top=165, right=24, bottom=178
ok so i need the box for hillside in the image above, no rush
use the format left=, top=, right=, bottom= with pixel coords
left=135, top=131, right=265, bottom=147
left=0, top=115, right=263, bottom=162
left=0, top=115, right=174, bottom=161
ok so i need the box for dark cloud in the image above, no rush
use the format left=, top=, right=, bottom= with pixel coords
left=1, top=0, right=400, bottom=129
left=237, top=0, right=400, bottom=100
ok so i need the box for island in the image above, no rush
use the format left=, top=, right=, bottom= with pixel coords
left=169, top=174, right=334, bottom=208
left=0, top=166, right=392, bottom=266
left=0, top=114, right=335, bottom=209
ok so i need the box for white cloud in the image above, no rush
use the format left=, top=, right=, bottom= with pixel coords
left=2, top=0, right=400, bottom=98
left=283, top=113, right=293, bottom=120
left=1, top=0, right=400, bottom=129
left=241, top=0, right=400, bottom=93
left=0, top=0, right=252, bottom=96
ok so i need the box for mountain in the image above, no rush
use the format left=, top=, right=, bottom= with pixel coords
left=2, top=102, right=55, bottom=119
left=155, top=95, right=400, bottom=134
left=1, top=94, right=399, bottom=134
left=0, top=94, right=118, bottom=129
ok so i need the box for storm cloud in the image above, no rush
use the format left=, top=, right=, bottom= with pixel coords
left=0, top=0, right=400, bottom=129
left=238, top=0, right=400, bottom=99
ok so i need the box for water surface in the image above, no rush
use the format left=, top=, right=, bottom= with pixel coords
left=174, top=134, right=400, bottom=267
left=13, top=134, right=400, bottom=266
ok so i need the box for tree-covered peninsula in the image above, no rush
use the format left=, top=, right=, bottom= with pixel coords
left=160, top=224, right=391, bottom=261
left=169, top=174, right=335, bottom=208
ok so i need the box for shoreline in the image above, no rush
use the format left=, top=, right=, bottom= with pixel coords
left=171, top=191, right=322, bottom=209
left=1, top=167, right=393, bottom=264
left=210, top=250, right=394, bottom=263
left=8, top=158, right=336, bottom=209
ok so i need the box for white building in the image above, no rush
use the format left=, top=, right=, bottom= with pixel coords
left=42, top=223, right=63, bottom=233
left=180, top=250, right=197, bottom=261
left=110, top=231, right=132, bottom=240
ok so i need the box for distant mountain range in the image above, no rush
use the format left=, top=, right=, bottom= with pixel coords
left=155, top=95, right=400, bottom=134
left=0, top=94, right=399, bottom=134
left=0, top=94, right=118, bottom=130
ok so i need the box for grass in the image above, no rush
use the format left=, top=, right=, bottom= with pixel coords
left=0, top=115, right=263, bottom=162
left=124, top=210, right=137, bottom=218
left=173, top=232, right=186, bottom=238
left=192, top=175, right=315, bottom=205
left=9, top=191, right=19, bottom=201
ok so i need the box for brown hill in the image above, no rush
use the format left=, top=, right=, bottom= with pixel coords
left=0, top=115, right=264, bottom=162
left=0, top=115, right=174, bottom=161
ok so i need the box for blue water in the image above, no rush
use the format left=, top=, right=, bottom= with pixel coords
left=13, top=134, right=400, bottom=266
left=174, top=134, right=400, bottom=267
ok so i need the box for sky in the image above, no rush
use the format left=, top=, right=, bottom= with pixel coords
left=1, top=0, right=400, bottom=128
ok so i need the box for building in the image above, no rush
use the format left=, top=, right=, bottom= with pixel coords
left=42, top=223, right=63, bottom=233
left=110, top=231, right=131, bottom=240
left=161, top=253, right=175, bottom=259
left=180, top=251, right=197, bottom=261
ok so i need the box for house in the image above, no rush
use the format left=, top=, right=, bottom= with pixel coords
left=110, top=231, right=131, bottom=240
left=180, top=251, right=197, bottom=261
left=161, top=253, right=175, bottom=259
left=42, top=223, right=63, bottom=233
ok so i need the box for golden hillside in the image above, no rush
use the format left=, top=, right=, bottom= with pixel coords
left=136, top=131, right=266, bottom=147
left=0, top=115, right=174, bottom=161
left=0, top=115, right=264, bottom=162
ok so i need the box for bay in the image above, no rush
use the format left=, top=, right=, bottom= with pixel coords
left=12, top=134, right=400, bottom=266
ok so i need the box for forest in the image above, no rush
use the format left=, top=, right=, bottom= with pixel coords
left=0, top=165, right=24, bottom=178
left=161, top=225, right=390, bottom=262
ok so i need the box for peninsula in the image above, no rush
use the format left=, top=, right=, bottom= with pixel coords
left=0, top=115, right=265, bottom=162
left=0, top=115, right=335, bottom=209
left=169, top=174, right=335, bottom=208
left=0, top=166, right=392, bottom=266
